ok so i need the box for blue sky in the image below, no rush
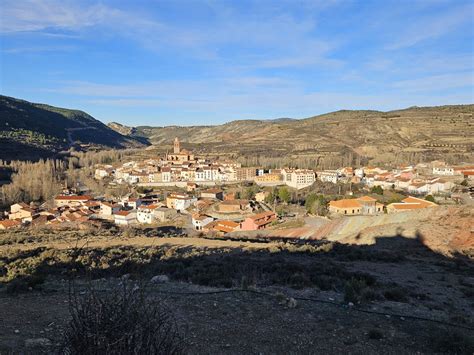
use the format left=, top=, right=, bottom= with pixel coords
left=1, top=0, right=473, bottom=126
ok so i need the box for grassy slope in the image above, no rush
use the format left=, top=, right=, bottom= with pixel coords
left=0, top=95, right=145, bottom=160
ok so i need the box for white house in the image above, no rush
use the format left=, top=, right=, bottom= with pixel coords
left=166, top=193, right=197, bottom=211
left=94, top=166, right=113, bottom=180
left=114, top=210, right=137, bottom=226
left=428, top=179, right=453, bottom=194
left=318, top=170, right=339, bottom=184
left=354, top=168, right=364, bottom=178
left=408, top=183, right=430, bottom=195
left=394, top=177, right=411, bottom=190
left=100, top=202, right=121, bottom=216
left=137, top=205, right=157, bottom=224
left=283, top=169, right=316, bottom=189
left=433, top=166, right=454, bottom=176
left=192, top=214, right=214, bottom=230
left=161, top=168, right=171, bottom=182
left=120, top=197, right=142, bottom=209
left=195, top=169, right=205, bottom=181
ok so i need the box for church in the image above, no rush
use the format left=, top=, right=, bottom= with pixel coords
left=166, top=137, right=195, bottom=163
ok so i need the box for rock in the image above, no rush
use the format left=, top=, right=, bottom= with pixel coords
left=151, top=275, right=169, bottom=284
left=25, top=338, right=52, bottom=348
left=287, top=297, right=298, bottom=308
left=121, top=274, right=131, bottom=280
left=14, top=329, right=19, bottom=334
left=348, top=302, right=354, bottom=307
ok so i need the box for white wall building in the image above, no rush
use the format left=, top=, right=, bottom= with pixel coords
left=318, top=170, right=339, bottom=184
left=114, top=211, right=137, bottom=226
left=137, top=205, right=157, bottom=224
left=192, top=214, right=214, bottom=230
left=284, top=169, right=316, bottom=189
left=433, top=166, right=454, bottom=176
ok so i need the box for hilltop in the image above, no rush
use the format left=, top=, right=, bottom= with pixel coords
left=110, top=105, right=473, bottom=167
left=0, top=95, right=146, bottom=161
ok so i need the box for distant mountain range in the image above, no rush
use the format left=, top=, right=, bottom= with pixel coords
left=0, top=95, right=145, bottom=161
left=108, top=105, right=473, bottom=166
left=1, top=94, right=472, bottom=165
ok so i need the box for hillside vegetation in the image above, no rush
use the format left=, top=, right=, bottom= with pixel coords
left=0, top=95, right=146, bottom=161
left=111, top=105, right=473, bottom=167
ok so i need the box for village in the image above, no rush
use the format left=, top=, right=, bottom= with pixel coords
left=1, top=138, right=473, bottom=236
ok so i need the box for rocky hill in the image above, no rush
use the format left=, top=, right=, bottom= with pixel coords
left=0, top=96, right=146, bottom=161
left=111, top=105, right=473, bottom=167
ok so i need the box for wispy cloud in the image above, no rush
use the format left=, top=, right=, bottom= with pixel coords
left=0, top=0, right=112, bottom=33
left=392, top=72, right=474, bottom=91
left=386, top=3, right=473, bottom=49
left=2, top=45, right=77, bottom=54
left=1, top=0, right=472, bottom=125
left=1, top=0, right=341, bottom=68
left=48, top=74, right=473, bottom=121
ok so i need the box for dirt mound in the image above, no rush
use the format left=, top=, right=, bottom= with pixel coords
left=418, top=206, right=473, bottom=255
left=268, top=206, right=473, bottom=256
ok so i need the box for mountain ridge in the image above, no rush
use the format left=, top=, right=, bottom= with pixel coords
left=0, top=95, right=146, bottom=161
left=108, top=104, right=473, bottom=166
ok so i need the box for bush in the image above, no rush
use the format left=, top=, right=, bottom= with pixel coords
left=368, top=329, right=384, bottom=340
left=62, top=283, right=185, bottom=354
left=371, top=186, right=384, bottom=195
left=425, top=194, right=435, bottom=203
left=383, top=286, right=409, bottom=303
left=344, top=277, right=367, bottom=303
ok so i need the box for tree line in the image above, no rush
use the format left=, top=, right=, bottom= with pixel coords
left=0, top=159, right=66, bottom=207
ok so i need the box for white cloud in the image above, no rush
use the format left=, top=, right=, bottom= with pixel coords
left=1, top=0, right=341, bottom=68
left=386, top=3, right=473, bottom=50
left=48, top=75, right=473, bottom=121
left=2, top=45, right=77, bottom=53
left=392, top=72, right=474, bottom=91
left=0, top=0, right=112, bottom=32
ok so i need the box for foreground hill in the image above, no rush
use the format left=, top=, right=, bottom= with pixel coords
left=0, top=95, right=146, bottom=161
left=1, top=209, right=473, bottom=353
left=111, top=105, right=473, bottom=167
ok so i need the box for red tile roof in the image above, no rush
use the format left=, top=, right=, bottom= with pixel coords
left=213, top=220, right=239, bottom=233
left=329, top=199, right=361, bottom=209
left=0, top=219, right=21, bottom=228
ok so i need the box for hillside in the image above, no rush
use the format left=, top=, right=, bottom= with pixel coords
left=111, top=105, right=474, bottom=167
left=0, top=95, right=146, bottom=161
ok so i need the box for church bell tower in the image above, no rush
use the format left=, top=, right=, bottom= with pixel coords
left=174, top=137, right=180, bottom=154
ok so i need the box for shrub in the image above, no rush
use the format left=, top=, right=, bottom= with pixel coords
left=62, top=283, right=185, bottom=354
left=371, top=186, right=384, bottom=195
left=368, top=329, right=384, bottom=340
left=425, top=195, right=435, bottom=203
left=383, top=286, right=409, bottom=303
left=344, top=278, right=367, bottom=303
